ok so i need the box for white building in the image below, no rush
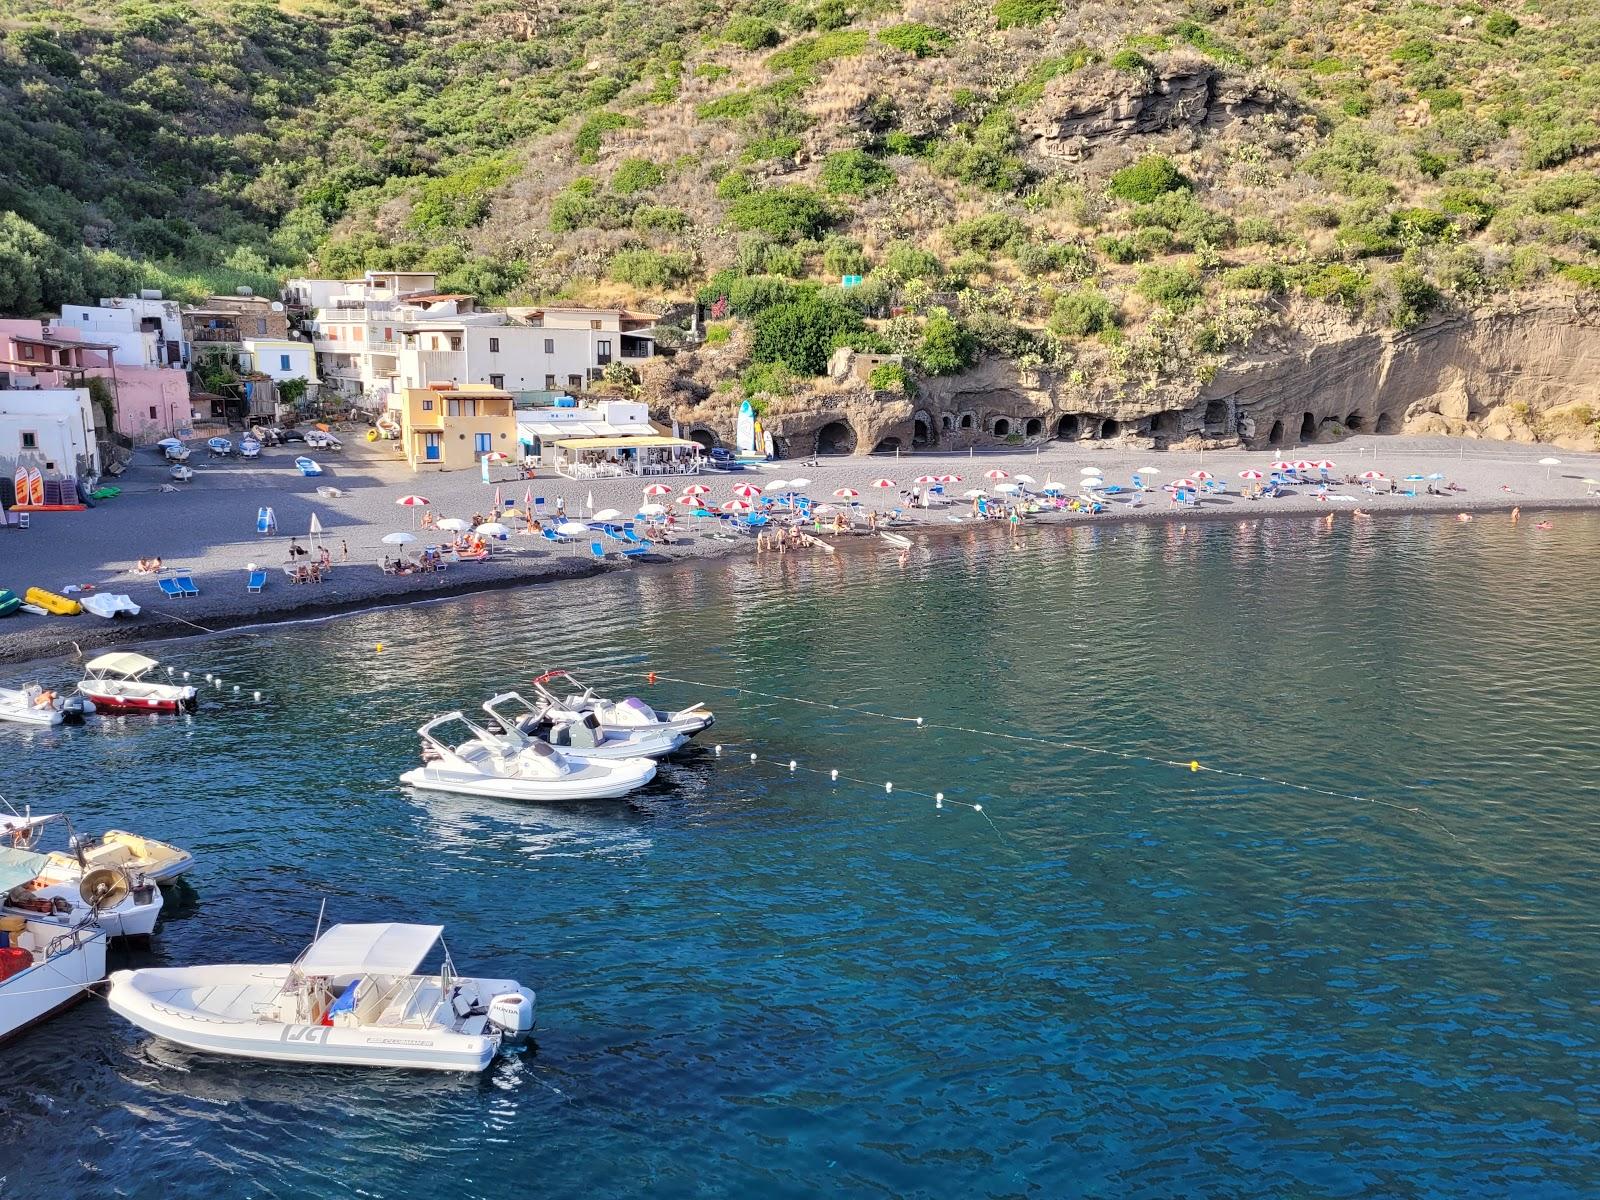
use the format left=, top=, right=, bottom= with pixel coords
left=242, top=338, right=317, bottom=385
left=286, top=271, right=658, bottom=409
left=515, top=399, right=699, bottom=478
left=0, top=388, right=99, bottom=485
left=59, top=294, right=189, bottom=369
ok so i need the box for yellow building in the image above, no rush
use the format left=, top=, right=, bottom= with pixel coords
left=395, top=383, right=517, bottom=471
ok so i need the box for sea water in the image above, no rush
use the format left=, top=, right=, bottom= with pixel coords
left=3, top=512, right=1598, bottom=1197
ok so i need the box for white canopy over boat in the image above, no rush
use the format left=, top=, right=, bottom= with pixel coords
left=84, top=652, right=160, bottom=677
left=299, top=923, right=443, bottom=977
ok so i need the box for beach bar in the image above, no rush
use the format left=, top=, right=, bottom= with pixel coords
left=517, top=400, right=703, bottom=478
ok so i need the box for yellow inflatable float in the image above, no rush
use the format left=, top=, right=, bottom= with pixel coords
left=23, top=587, right=81, bottom=616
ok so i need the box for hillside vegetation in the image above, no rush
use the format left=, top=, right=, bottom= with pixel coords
left=1, top=0, right=1597, bottom=398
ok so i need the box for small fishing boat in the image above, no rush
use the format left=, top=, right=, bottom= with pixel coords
left=162, top=445, right=190, bottom=463
left=206, top=437, right=233, bottom=456
left=1, top=845, right=163, bottom=942
left=530, top=669, right=714, bottom=739
left=23, top=587, right=80, bottom=616
left=80, top=593, right=140, bottom=620
left=78, top=652, right=198, bottom=713
left=295, top=457, right=322, bottom=476
left=304, top=430, right=342, bottom=451
left=169, top=464, right=194, bottom=483
left=480, top=691, right=688, bottom=760
left=2, top=812, right=193, bottom=886
left=107, top=919, right=535, bottom=1071
left=0, top=915, right=106, bottom=1044
left=0, top=590, right=19, bottom=618
left=401, top=712, right=657, bottom=802
left=0, top=682, right=93, bottom=726
left=239, top=437, right=261, bottom=459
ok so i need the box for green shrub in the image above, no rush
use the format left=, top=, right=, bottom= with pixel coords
left=742, top=134, right=803, bottom=163
left=716, top=170, right=754, bottom=201
left=1236, top=216, right=1283, bottom=245
left=812, top=0, right=851, bottom=31
left=1128, top=193, right=1234, bottom=247
left=1297, top=262, right=1370, bottom=306
left=612, top=158, right=666, bottom=195
left=916, top=312, right=975, bottom=375
left=880, top=241, right=943, bottom=282
left=1391, top=39, right=1434, bottom=65
left=993, top=0, right=1058, bottom=29
left=726, top=186, right=833, bottom=240
left=1049, top=288, right=1118, bottom=336
left=407, top=158, right=518, bottom=233
left=633, top=205, right=689, bottom=232
left=1109, top=50, right=1149, bottom=73
left=694, top=64, right=733, bottom=81
left=1132, top=227, right=1175, bottom=257
left=822, top=236, right=869, bottom=277
left=1109, top=155, right=1188, bottom=203
left=1439, top=188, right=1496, bottom=229
left=1484, top=12, right=1519, bottom=38
left=819, top=149, right=895, bottom=196
left=1387, top=265, right=1441, bottom=331
left=725, top=16, right=780, bottom=50
left=741, top=361, right=798, bottom=399
left=868, top=362, right=913, bottom=392
left=1136, top=262, right=1204, bottom=311
left=879, top=22, right=952, bottom=57
left=763, top=244, right=807, bottom=276
left=751, top=293, right=864, bottom=374
left=1014, top=240, right=1094, bottom=278
left=574, top=112, right=637, bottom=163
left=1097, top=235, right=1140, bottom=263
left=766, top=31, right=868, bottom=72
left=931, top=120, right=1029, bottom=191
left=608, top=248, right=693, bottom=289
left=1415, top=150, right=1449, bottom=179
left=947, top=212, right=1027, bottom=252
left=1419, top=87, right=1463, bottom=111
left=1561, top=265, right=1600, bottom=292
left=1221, top=264, right=1286, bottom=292
left=1529, top=175, right=1600, bottom=212
left=1524, top=123, right=1599, bottom=170
left=1395, top=207, right=1455, bottom=243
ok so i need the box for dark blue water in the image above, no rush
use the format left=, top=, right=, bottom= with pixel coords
left=4, top=513, right=1599, bottom=1198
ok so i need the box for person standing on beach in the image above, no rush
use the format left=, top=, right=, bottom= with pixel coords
left=340, top=539, right=349, bottom=561
left=556, top=496, right=566, bottom=518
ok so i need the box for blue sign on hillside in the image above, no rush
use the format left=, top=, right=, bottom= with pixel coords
left=841, top=274, right=864, bottom=288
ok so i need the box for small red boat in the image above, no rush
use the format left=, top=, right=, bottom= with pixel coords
left=78, top=652, right=198, bottom=714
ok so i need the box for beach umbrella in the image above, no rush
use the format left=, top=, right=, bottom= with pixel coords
left=381, top=531, right=415, bottom=546
left=592, top=508, right=623, bottom=522
left=1079, top=466, right=1103, bottom=477
left=994, top=482, right=1021, bottom=494
left=813, top=503, right=837, bottom=515
left=870, top=478, right=896, bottom=489
left=556, top=521, right=590, bottom=538
left=475, top=521, right=510, bottom=538
left=1315, top=460, right=1336, bottom=470
left=913, top=474, right=941, bottom=485
left=1042, top=481, right=1065, bottom=494
left=767, top=479, right=791, bottom=493
left=788, top=477, right=812, bottom=490
left=642, top=483, right=673, bottom=497
left=308, top=512, right=324, bottom=549
left=1360, top=470, right=1386, bottom=481
left=1171, top=478, right=1198, bottom=490
left=720, top=499, right=753, bottom=513
left=396, top=494, right=431, bottom=529
left=962, top=488, right=987, bottom=499
left=1269, top=461, right=1292, bottom=472
left=1238, top=469, right=1264, bottom=480
left=675, top=494, right=704, bottom=507
left=1014, top=473, right=1036, bottom=483
left=638, top=503, right=667, bottom=517
left=682, top=484, right=713, bottom=497
left=1404, top=473, right=1425, bottom=482
left=833, top=487, right=860, bottom=500
left=1292, top=459, right=1315, bottom=471
left=938, top=474, right=962, bottom=484
left=437, top=517, right=471, bottom=533
left=984, top=469, right=1011, bottom=481
left=1193, top=470, right=1215, bottom=481
left=731, top=483, right=763, bottom=498
left=1539, top=456, right=1561, bottom=479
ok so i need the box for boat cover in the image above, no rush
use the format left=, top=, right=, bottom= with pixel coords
left=0, top=846, right=51, bottom=892
left=84, top=651, right=159, bottom=676
left=299, top=923, right=443, bottom=977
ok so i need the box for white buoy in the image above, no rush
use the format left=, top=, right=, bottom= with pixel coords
left=935, top=792, right=944, bottom=809
left=215, top=678, right=223, bottom=689
left=916, top=717, right=924, bottom=726
left=253, top=691, right=262, bottom=702
left=830, top=769, right=838, bottom=782
left=165, top=667, right=173, bottom=675
left=182, top=672, right=190, bottom=680
left=750, top=753, right=757, bottom=763
left=974, top=804, right=983, bottom=812
left=714, top=744, right=722, bottom=756
left=788, top=759, right=796, bottom=772
left=885, top=781, right=893, bottom=794
left=233, top=685, right=239, bottom=693
left=204, top=673, right=213, bottom=683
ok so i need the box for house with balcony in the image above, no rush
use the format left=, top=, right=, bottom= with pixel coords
left=393, top=382, right=517, bottom=472
left=182, top=293, right=287, bottom=350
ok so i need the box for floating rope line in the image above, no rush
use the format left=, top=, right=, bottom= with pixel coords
left=648, top=672, right=1454, bottom=842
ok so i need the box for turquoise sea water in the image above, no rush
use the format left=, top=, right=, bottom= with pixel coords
left=4, top=512, right=1599, bottom=1198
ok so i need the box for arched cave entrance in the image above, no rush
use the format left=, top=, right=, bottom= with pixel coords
left=874, top=436, right=902, bottom=453
left=1056, top=414, right=1080, bottom=440
left=1268, top=419, right=1285, bottom=446
left=1100, top=418, right=1120, bottom=440
left=1024, top=417, right=1043, bottom=438
left=1203, top=400, right=1228, bottom=432
left=1376, top=412, right=1395, bottom=434
left=1299, top=412, right=1317, bottom=442
left=912, top=418, right=931, bottom=447
left=1152, top=411, right=1182, bottom=440
left=959, top=413, right=975, bottom=429
left=993, top=417, right=1012, bottom=437
left=1345, top=412, right=1364, bottom=432
left=688, top=428, right=717, bottom=451
left=940, top=414, right=955, bottom=432
left=815, top=420, right=856, bottom=455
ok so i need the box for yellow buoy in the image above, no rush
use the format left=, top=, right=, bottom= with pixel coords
left=1190, top=760, right=1201, bottom=772
left=376, top=643, right=384, bottom=653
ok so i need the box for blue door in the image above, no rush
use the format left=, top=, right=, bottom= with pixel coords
left=474, top=432, right=492, bottom=454
left=424, top=433, right=441, bottom=462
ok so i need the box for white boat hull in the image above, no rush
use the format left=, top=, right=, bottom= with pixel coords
left=0, top=925, right=107, bottom=1042
left=0, top=700, right=63, bottom=727
left=401, top=757, right=656, bottom=801
left=108, top=965, right=533, bottom=1072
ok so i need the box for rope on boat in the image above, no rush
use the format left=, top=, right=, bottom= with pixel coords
left=647, top=672, right=1453, bottom=841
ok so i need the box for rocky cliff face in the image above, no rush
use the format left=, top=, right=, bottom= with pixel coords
left=656, top=295, right=1600, bottom=457
left=1021, top=53, right=1279, bottom=159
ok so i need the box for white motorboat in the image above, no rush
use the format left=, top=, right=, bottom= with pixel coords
left=0, top=842, right=163, bottom=941
left=107, top=919, right=535, bottom=1072
left=0, top=916, right=106, bottom=1043
left=530, top=669, right=714, bottom=739
left=401, top=712, right=657, bottom=802
left=169, top=464, right=194, bottom=482
left=80, top=593, right=141, bottom=619
left=78, top=652, right=197, bottom=714
left=240, top=437, right=261, bottom=459
left=2, top=811, right=193, bottom=886
left=480, top=691, right=688, bottom=760
left=162, top=445, right=190, bottom=463
left=0, top=682, right=93, bottom=727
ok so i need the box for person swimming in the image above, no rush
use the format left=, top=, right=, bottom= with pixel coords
left=1536, top=520, right=1553, bottom=530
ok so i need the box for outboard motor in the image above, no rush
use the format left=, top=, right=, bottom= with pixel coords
left=59, top=694, right=92, bottom=724
left=488, top=988, right=536, bottom=1041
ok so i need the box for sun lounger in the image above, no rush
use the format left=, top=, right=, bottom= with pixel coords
left=619, top=528, right=645, bottom=545
left=541, top=528, right=564, bottom=545
left=621, top=544, right=650, bottom=559
left=590, top=541, right=608, bottom=561
left=247, top=570, right=266, bottom=593
left=174, top=573, right=199, bottom=597
left=157, top=577, right=184, bottom=599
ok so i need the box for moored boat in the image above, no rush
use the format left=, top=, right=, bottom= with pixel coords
left=0, top=836, right=163, bottom=942
left=530, top=669, right=714, bottom=740
left=0, top=915, right=107, bottom=1044
left=401, top=712, right=657, bottom=802
left=107, top=920, right=535, bottom=1072
left=0, top=682, right=93, bottom=726
left=78, top=652, right=198, bottom=713
left=481, top=691, right=688, bottom=760
left=2, top=812, right=194, bottom=887
left=295, top=457, right=322, bottom=476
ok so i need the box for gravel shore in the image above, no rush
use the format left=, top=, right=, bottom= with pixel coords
left=2, top=433, right=1596, bottom=667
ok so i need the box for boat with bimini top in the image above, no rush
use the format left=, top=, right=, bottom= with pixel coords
left=78, top=652, right=198, bottom=714
left=401, top=712, right=657, bottom=802
left=479, top=691, right=688, bottom=760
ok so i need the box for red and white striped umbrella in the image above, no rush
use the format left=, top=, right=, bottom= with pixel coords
left=642, top=483, right=673, bottom=496
left=731, top=483, right=763, bottom=498
left=1360, top=470, right=1386, bottom=480
left=1269, top=461, right=1292, bottom=471
left=870, top=478, right=896, bottom=489
left=1292, top=459, right=1315, bottom=471
left=1315, top=460, right=1336, bottom=470
left=720, top=499, right=753, bottom=513
left=1171, top=478, right=1198, bottom=490
left=913, top=475, right=941, bottom=484
left=833, top=487, right=860, bottom=500
left=681, top=483, right=712, bottom=497
left=1238, top=469, right=1264, bottom=480
left=676, top=494, right=705, bottom=507
left=984, top=469, right=1011, bottom=481
left=1193, top=469, right=1215, bottom=481
left=396, top=494, right=430, bottom=507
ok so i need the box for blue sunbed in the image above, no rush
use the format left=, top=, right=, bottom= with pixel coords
left=157, top=578, right=184, bottom=599
left=590, top=541, right=606, bottom=561
left=619, top=528, right=645, bottom=545
left=174, top=573, right=199, bottom=597
left=247, top=570, right=266, bottom=593
left=621, top=544, right=651, bottom=559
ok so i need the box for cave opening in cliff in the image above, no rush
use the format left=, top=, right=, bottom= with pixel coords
left=1152, top=411, right=1182, bottom=441
left=1100, top=418, right=1120, bottom=439
left=815, top=421, right=856, bottom=455
left=1268, top=419, right=1285, bottom=446
left=941, top=414, right=955, bottom=431
left=1345, top=412, right=1364, bottom=432
left=1376, top=413, right=1395, bottom=434
left=993, top=418, right=1012, bottom=437
left=874, top=436, right=902, bottom=453
left=960, top=413, right=974, bottom=429
left=1299, top=412, right=1317, bottom=442
left=688, top=428, right=717, bottom=451
left=1024, top=417, right=1043, bottom=438
left=1056, top=414, right=1079, bottom=440
left=913, top=418, right=930, bottom=447
left=1203, top=400, right=1228, bottom=432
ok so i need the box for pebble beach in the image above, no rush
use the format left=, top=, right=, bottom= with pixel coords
left=2, top=433, right=1597, bottom=666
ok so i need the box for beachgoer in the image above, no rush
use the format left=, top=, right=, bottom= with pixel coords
left=898, top=549, right=910, bottom=569
left=1536, top=520, right=1553, bottom=530
left=341, top=539, right=349, bottom=561
left=288, top=539, right=307, bottom=558
left=319, top=546, right=332, bottom=566
left=1456, top=513, right=1472, bottom=522
left=1354, top=509, right=1372, bottom=519
left=555, top=497, right=566, bottom=517
left=1511, top=507, right=1521, bottom=523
